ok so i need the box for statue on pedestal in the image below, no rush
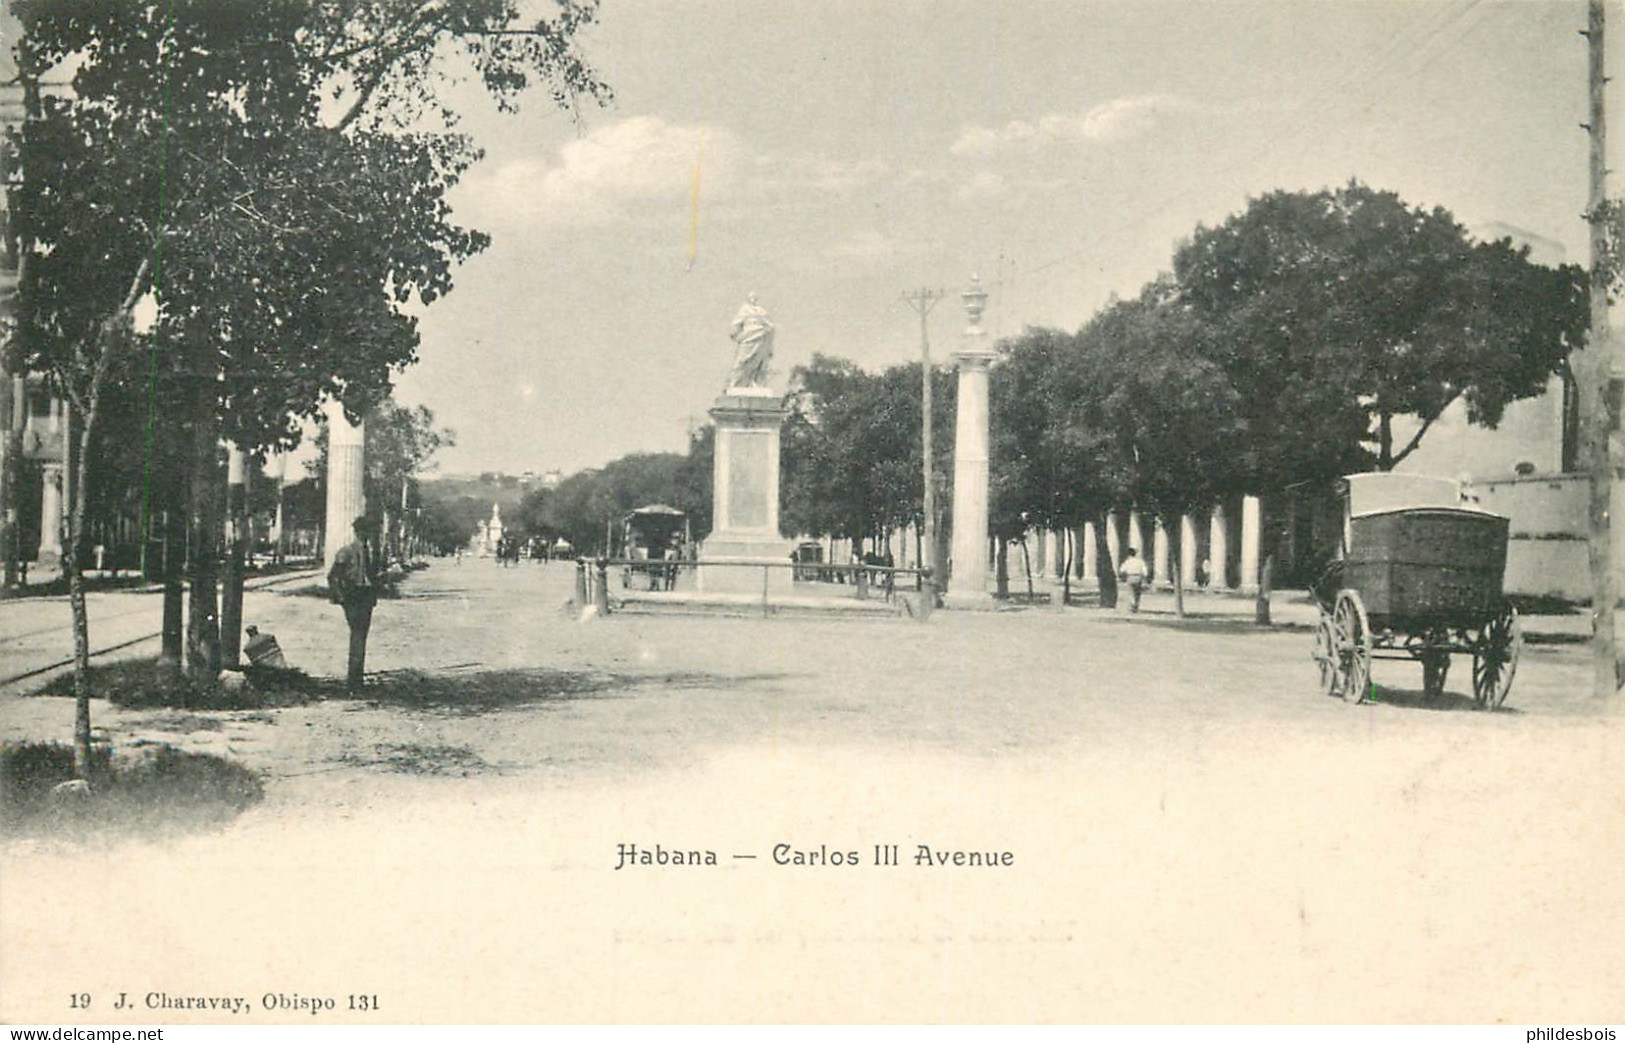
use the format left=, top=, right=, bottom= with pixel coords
left=726, top=293, right=775, bottom=389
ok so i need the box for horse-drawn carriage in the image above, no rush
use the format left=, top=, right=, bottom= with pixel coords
left=1311, top=473, right=1521, bottom=709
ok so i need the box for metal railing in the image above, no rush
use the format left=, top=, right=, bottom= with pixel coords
left=576, top=557, right=935, bottom=619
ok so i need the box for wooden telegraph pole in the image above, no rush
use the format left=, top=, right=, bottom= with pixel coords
left=1581, top=0, right=1619, bottom=700
left=903, top=288, right=944, bottom=587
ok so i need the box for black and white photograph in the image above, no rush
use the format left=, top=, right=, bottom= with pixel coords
left=1, top=0, right=1622, bottom=1027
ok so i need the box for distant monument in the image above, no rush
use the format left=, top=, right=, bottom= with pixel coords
left=700, top=296, right=793, bottom=594
left=480, top=502, right=504, bottom=556
left=726, top=293, right=775, bottom=390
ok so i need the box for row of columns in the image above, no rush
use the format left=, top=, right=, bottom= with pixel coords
left=1027, top=499, right=1265, bottom=592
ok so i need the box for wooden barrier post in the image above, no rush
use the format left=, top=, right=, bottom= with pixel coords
left=594, top=558, right=610, bottom=616
left=574, top=558, right=588, bottom=610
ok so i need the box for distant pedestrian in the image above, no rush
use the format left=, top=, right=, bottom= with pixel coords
left=1118, top=547, right=1147, bottom=613
left=328, top=514, right=383, bottom=693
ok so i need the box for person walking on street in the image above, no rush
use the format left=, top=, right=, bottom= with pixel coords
left=1119, top=547, right=1148, bottom=613
left=329, top=514, right=383, bottom=693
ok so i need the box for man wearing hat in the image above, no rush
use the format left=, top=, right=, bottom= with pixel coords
left=328, top=514, right=383, bottom=693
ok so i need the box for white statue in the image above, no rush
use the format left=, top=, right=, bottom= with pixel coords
left=727, top=293, right=775, bottom=389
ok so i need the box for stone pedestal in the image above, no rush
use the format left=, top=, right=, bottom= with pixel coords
left=323, top=400, right=366, bottom=569
left=699, top=388, right=793, bottom=595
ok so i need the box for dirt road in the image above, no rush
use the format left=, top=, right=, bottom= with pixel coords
left=2, top=560, right=1620, bottom=1023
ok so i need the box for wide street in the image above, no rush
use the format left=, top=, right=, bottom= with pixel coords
left=1, top=559, right=1622, bottom=1023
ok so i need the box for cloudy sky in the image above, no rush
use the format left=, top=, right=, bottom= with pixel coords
left=389, top=0, right=1607, bottom=477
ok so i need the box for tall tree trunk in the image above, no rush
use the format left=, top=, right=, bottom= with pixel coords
left=219, top=445, right=247, bottom=669
left=1095, top=511, right=1118, bottom=609
left=1060, top=527, right=1072, bottom=607
left=994, top=536, right=1009, bottom=598
left=1170, top=529, right=1185, bottom=619
left=1378, top=410, right=1393, bottom=471
left=66, top=398, right=94, bottom=779
left=185, top=389, right=221, bottom=682
left=159, top=504, right=184, bottom=671
left=1020, top=538, right=1034, bottom=600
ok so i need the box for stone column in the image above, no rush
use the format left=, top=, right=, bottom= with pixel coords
left=1081, top=522, right=1098, bottom=587
left=947, top=275, right=994, bottom=606
left=1032, top=526, right=1047, bottom=576
left=40, top=462, right=62, bottom=557
left=699, top=389, right=793, bottom=594
left=1210, top=504, right=1230, bottom=590
left=323, top=399, right=366, bottom=569
left=1105, top=512, right=1121, bottom=572
left=1180, top=514, right=1199, bottom=588
left=1240, top=494, right=1262, bottom=595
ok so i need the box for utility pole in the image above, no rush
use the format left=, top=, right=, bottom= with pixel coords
left=903, top=288, right=944, bottom=584
left=1581, top=0, right=1619, bottom=701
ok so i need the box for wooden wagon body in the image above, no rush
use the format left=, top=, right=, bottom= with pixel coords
left=1311, top=474, right=1520, bottom=709
left=1343, top=507, right=1509, bottom=626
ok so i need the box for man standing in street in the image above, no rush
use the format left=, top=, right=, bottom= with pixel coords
left=329, top=514, right=382, bottom=693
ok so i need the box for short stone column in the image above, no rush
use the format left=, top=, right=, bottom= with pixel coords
left=39, top=462, right=63, bottom=557
left=699, top=389, right=793, bottom=594
left=1210, top=504, right=1230, bottom=589
left=947, top=276, right=994, bottom=606
left=323, top=400, right=366, bottom=569
left=1240, top=495, right=1262, bottom=595
left=1104, top=512, right=1121, bottom=572
left=1081, top=522, right=1098, bottom=587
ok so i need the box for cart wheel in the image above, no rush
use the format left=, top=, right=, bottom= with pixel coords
left=1421, top=650, right=1450, bottom=700
left=1472, top=605, right=1521, bottom=710
left=1312, top=615, right=1340, bottom=698
left=1332, top=590, right=1372, bottom=704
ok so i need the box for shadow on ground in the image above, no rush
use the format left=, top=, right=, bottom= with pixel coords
left=1369, top=685, right=1517, bottom=714
left=29, top=661, right=791, bottom=716
left=1091, top=613, right=1315, bottom=635
left=0, top=741, right=264, bottom=839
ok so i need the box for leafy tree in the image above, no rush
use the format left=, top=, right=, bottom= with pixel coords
left=5, top=0, right=608, bottom=776
left=1088, top=287, right=1244, bottom=616
left=1171, top=181, right=1584, bottom=620
left=1174, top=181, right=1585, bottom=474
left=782, top=354, right=954, bottom=557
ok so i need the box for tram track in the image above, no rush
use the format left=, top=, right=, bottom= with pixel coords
left=0, top=568, right=321, bottom=689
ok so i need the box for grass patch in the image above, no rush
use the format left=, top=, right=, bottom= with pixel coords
left=339, top=742, right=493, bottom=777
left=0, top=741, right=263, bottom=839
left=34, top=660, right=336, bottom=710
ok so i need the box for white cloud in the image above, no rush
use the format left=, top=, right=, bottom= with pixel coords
left=456, top=116, right=745, bottom=227
left=951, top=94, right=1195, bottom=158
left=455, top=116, right=895, bottom=228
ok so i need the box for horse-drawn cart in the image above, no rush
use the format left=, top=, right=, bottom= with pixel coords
left=1311, top=473, right=1521, bottom=709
